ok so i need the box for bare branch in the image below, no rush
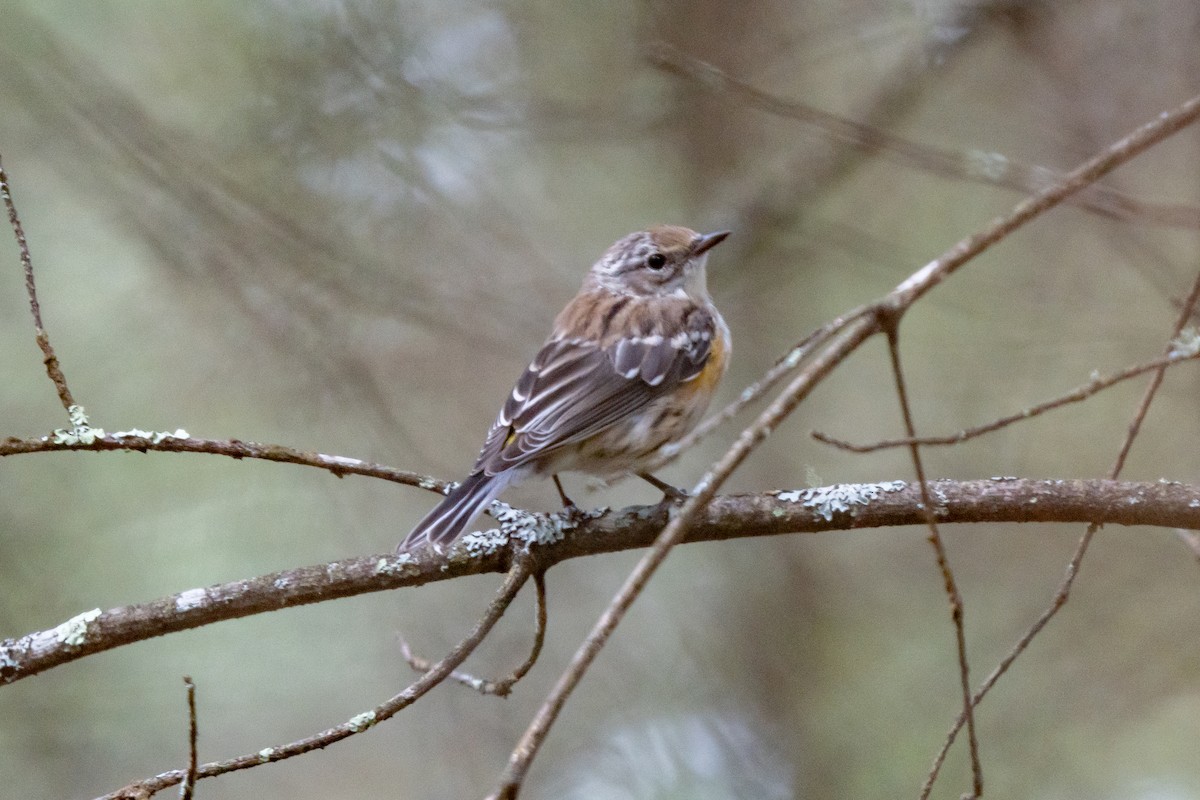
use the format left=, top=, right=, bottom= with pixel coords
left=180, top=677, right=198, bottom=800
left=1109, top=274, right=1200, bottom=477
left=814, top=349, right=1200, bottom=452
left=879, top=315, right=982, bottom=798
left=100, top=558, right=535, bottom=799
left=0, top=154, right=76, bottom=412
left=400, top=571, right=548, bottom=697
left=0, top=432, right=446, bottom=492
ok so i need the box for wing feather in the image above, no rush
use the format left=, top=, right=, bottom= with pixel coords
left=472, top=305, right=716, bottom=477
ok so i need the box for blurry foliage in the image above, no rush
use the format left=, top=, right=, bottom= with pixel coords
left=2, top=1, right=1199, bottom=798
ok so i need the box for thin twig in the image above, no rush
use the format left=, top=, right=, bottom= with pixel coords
left=180, top=676, right=198, bottom=800
left=100, top=557, right=535, bottom=799
left=918, top=530, right=1106, bottom=800
left=1109, top=277, right=1200, bottom=477
left=0, top=432, right=446, bottom=492
left=813, top=349, right=1200, bottom=452
left=880, top=315, right=982, bottom=798
left=0, top=154, right=76, bottom=411
left=919, top=269, right=1200, bottom=798
left=400, top=571, right=548, bottom=697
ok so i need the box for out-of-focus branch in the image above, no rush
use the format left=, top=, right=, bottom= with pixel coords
left=650, top=45, right=1200, bottom=231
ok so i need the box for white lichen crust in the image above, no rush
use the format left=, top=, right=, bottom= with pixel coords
left=347, top=711, right=377, bottom=732
left=53, top=608, right=102, bottom=647
left=460, top=501, right=608, bottom=556
left=48, top=404, right=189, bottom=447
left=375, top=553, right=417, bottom=575
left=777, top=481, right=908, bottom=522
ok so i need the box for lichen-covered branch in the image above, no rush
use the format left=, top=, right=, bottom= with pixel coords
left=4, top=478, right=1195, bottom=688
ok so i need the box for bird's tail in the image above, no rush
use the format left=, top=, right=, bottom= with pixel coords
left=399, top=471, right=510, bottom=551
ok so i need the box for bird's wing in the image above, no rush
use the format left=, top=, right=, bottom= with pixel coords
left=471, top=307, right=716, bottom=476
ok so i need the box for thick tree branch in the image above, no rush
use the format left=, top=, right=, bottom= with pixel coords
left=4, top=479, right=1195, bottom=688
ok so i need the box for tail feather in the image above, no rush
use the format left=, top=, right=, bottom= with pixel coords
left=399, top=472, right=509, bottom=551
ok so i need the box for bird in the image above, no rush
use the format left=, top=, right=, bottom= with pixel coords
left=399, top=225, right=731, bottom=551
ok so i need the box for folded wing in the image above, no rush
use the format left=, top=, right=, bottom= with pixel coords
left=471, top=307, right=716, bottom=477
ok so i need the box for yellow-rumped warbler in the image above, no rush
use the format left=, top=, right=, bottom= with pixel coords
left=400, top=225, right=730, bottom=551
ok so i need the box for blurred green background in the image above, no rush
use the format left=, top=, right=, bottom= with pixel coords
left=2, top=2, right=1199, bottom=798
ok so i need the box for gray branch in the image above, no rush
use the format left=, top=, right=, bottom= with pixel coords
left=2, top=477, right=1196, bottom=687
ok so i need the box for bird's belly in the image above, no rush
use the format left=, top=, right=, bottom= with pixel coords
left=544, top=392, right=709, bottom=479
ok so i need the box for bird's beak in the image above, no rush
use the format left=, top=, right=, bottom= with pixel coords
left=692, top=230, right=731, bottom=256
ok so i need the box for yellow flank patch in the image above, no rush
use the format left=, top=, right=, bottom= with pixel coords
left=693, top=332, right=728, bottom=394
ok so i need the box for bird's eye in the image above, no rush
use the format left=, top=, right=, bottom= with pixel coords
left=646, top=253, right=666, bottom=270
